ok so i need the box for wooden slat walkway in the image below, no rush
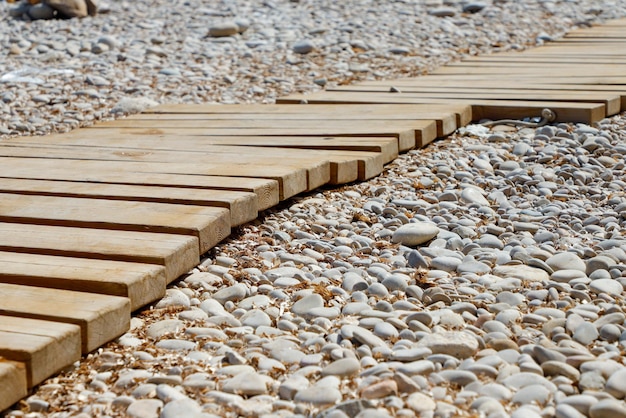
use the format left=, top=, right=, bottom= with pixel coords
left=2, top=17, right=626, bottom=411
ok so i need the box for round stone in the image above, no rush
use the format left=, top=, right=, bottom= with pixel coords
left=546, top=252, right=586, bottom=272
left=391, top=222, right=439, bottom=246
left=417, top=331, right=478, bottom=359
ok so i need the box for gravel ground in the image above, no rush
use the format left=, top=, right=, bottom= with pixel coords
left=3, top=1, right=626, bottom=417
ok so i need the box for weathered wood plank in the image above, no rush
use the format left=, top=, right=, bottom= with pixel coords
left=0, top=177, right=257, bottom=227
left=277, top=92, right=606, bottom=124
left=0, top=223, right=198, bottom=283
left=13, top=134, right=400, bottom=165
left=0, top=143, right=329, bottom=194
left=89, top=120, right=438, bottom=152
left=327, top=85, right=623, bottom=114
left=128, top=107, right=459, bottom=137
left=146, top=103, right=473, bottom=126
left=0, top=251, right=166, bottom=311
left=0, top=359, right=27, bottom=411
left=0, top=283, right=130, bottom=353
left=0, top=192, right=230, bottom=254
left=0, top=316, right=81, bottom=387
left=0, top=156, right=301, bottom=201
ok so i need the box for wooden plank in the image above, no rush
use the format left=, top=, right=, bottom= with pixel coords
left=127, top=108, right=458, bottom=137
left=0, top=223, right=198, bottom=283
left=0, top=251, right=166, bottom=311
left=26, top=133, right=400, bottom=164
left=0, top=142, right=330, bottom=194
left=323, top=150, right=384, bottom=182
left=277, top=92, right=606, bottom=123
left=0, top=192, right=230, bottom=254
left=0, top=359, right=27, bottom=411
left=0, top=283, right=130, bottom=353
left=91, top=120, right=438, bottom=152
left=0, top=143, right=333, bottom=193
left=432, top=64, right=626, bottom=77
left=327, top=86, right=620, bottom=115
left=0, top=177, right=257, bottom=227
left=0, top=140, right=384, bottom=185
left=0, top=164, right=278, bottom=211
left=0, top=316, right=81, bottom=387
left=327, top=85, right=623, bottom=115
left=353, top=75, right=626, bottom=86
left=147, top=103, right=472, bottom=125
left=80, top=126, right=423, bottom=154
left=0, top=156, right=303, bottom=201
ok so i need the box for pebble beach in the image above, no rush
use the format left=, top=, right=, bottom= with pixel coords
left=3, top=1, right=626, bottom=417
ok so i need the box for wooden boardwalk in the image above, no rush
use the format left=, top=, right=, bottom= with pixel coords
left=2, top=17, right=626, bottom=411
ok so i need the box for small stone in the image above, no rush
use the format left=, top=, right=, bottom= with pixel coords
left=212, top=284, right=247, bottom=304
left=606, top=369, right=626, bottom=399
left=589, top=399, right=626, bottom=418
left=146, top=319, right=184, bottom=339
left=541, top=361, right=580, bottom=381
left=493, top=265, right=549, bottom=282
left=44, top=0, right=87, bottom=17
left=460, top=187, right=489, bottom=206
left=360, top=380, right=397, bottom=399
left=295, top=381, right=342, bottom=405
left=222, top=372, right=268, bottom=396
left=429, top=7, right=456, bottom=17
left=292, top=294, right=324, bottom=317
left=406, top=392, right=436, bottom=413
left=293, top=40, right=315, bottom=54
left=155, top=289, right=190, bottom=309
left=28, top=3, right=56, bottom=19
left=209, top=22, right=240, bottom=37
left=392, top=222, right=439, bottom=246
left=321, top=358, right=361, bottom=378
left=573, top=322, right=599, bottom=345
left=546, top=252, right=586, bottom=272
left=417, top=331, right=478, bottom=359
left=512, top=384, right=550, bottom=405
left=589, top=279, right=623, bottom=297
left=463, top=2, right=487, bottom=13
left=159, top=398, right=203, bottom=418
left=155, top=339, right=196, bottom=351
left=126, top=399, right=164, bottom=418
left=240, top=309, right=272, bottom=328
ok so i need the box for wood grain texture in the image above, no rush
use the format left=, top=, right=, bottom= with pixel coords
left=0, top=316, right=81, bottom=387
left=0, top=223, right=198, bottom=283
left=0, top=359, right=27, bottom=411
left=0, top=191, right=231, bottom=254
left=0, top=251, right=166, bottom=311
left=0, top=283, right=130, bottom=353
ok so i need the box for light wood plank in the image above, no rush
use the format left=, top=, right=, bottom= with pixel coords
left=0, top=142, right=329, bottom=195
left=0, top=251, right=166, bottom=311
left=432, top=64, right=626, bottom=77
left=0, top=316, right=81, bottom=387
left=0, top=177, right=257, bottom=227
left=90, top=120, right=438, bottom=152
left=0, top=156, right=302, bottom=201
left=0, top=143, right=336, bottom=193
left=21, top=134, right=400, bottom=164
left=0, top=359, right=27, bottom=411
left=327, top=86, right=623, bottom=115
left=128, top=107, right=458, bottom=138
left=0, top=283, right=130, bottom=353
left=0, top=223, right=198, bottom=283
left=1, top=140, right=384, bottom=185
left=277, top=92, right=606, bottom=124
left=146, top=103, right=473, bottom=126
left=0, top=191, right=230, bottom=254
